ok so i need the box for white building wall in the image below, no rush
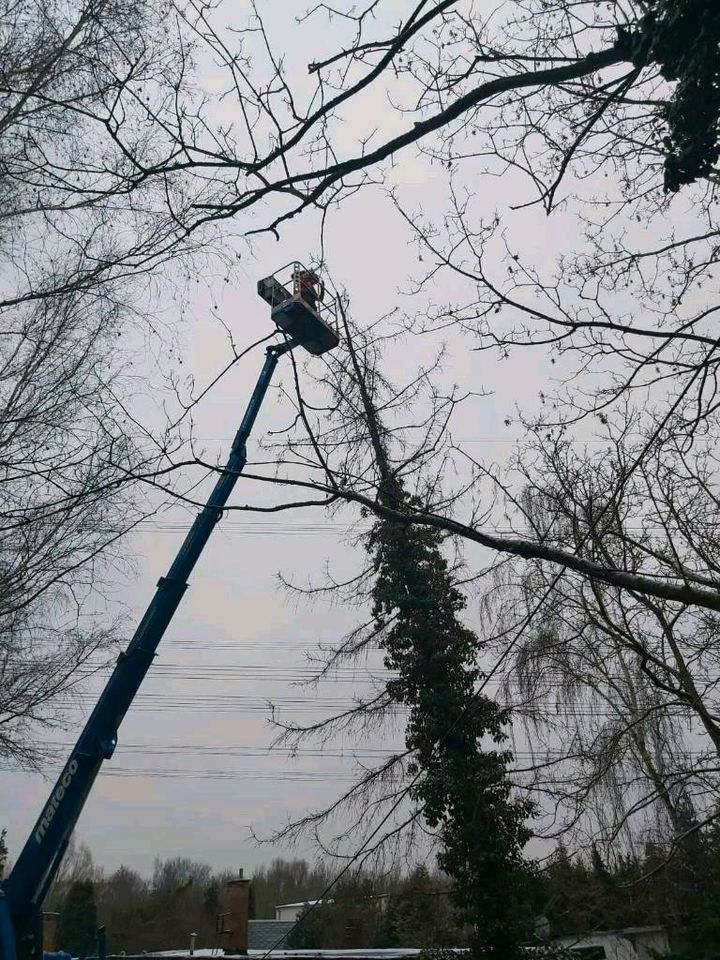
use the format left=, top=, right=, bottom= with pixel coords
left=554, top=932, right=637, bottom=959
left=275, top=905, right=301, bottom=922
left=554, top=928, right=670, bottom=960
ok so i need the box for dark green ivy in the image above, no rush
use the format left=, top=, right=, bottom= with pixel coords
left=368, top=502, right=537, bottom=959
left=618, top=0, right=720, bottom=192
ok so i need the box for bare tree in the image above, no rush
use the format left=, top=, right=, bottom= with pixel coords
left=217, top=300, right=720, bottom=891
left=250, top=311, right=536, bottom=934
left=88, top=0, right=720, bottom=906
left=135, top=2, right=715, bottom=224
left=4, top=0, right=714, bottom=888
left=0, top=284, right=133, bottom=765
left=0, top=0, right=214, bottom=765
left=482, top=422, right=720, bottom=859
left=29, top=0, right=719, bottom=616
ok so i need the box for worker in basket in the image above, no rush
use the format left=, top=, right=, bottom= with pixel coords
left=293, top=267, right=325, bottom=313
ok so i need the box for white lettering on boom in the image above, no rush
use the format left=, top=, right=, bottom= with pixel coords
left=34, top=759, right=79, bottom=844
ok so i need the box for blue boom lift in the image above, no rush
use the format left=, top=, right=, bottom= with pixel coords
left=0, top=264, right=339, bottom=960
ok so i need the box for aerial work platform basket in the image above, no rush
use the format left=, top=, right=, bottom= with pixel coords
left=257, top=261, right=340, bottom=356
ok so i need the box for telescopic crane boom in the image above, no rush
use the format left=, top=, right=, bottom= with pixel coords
left=0, top=266, right=339, bottom=960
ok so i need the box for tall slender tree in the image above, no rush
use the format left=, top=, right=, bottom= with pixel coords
left=369, top=501, right=537, bottom=957
left=57, top=880, right=98, bottom=959
left=282, top=306, right=537, bottom=956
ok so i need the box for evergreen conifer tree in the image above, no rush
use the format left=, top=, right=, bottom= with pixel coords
left=57, top=879, right=98, bottom=958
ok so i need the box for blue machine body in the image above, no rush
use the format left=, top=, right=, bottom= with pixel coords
left=0, top=341, right=295, bottom=960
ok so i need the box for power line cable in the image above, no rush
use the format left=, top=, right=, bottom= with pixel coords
left=259, top=364, right=713, bottom=952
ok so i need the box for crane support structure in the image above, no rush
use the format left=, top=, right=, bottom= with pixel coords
left=0, top=339, right=297, bottom=960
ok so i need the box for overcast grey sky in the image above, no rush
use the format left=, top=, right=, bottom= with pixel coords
left=1, top=0, right=586, bottom=876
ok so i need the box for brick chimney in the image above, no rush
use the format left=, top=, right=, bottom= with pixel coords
left=42, top=912, right=60, bottom=953
left=224, top=870, right=251, bottom=954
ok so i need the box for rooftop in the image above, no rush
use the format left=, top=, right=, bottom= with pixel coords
left=275, top=900, right=327, bottom=910
left=248, top=920, right=295, bottom=951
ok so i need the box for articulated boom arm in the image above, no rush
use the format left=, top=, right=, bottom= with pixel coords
left=0, top=341, right=294, bottom=960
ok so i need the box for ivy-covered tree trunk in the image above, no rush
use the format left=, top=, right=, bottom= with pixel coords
left=338, top=307, right=537, bottom=957
left=368, top=507, right=537, bottom=958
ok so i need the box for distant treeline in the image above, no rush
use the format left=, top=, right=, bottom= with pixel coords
left=16, top=819, right=720, bottom=959
left=41, top=850, right=470, bottom=956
